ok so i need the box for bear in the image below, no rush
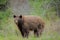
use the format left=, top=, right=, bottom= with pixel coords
left=13, top=15, right=45, bottom=38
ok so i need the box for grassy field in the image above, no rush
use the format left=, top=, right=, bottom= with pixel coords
left=0, top=0, right=60, bottom=40
left=0, top=12, right=60, bottom=40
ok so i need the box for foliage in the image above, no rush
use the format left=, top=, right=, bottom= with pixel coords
left=29, top=0, right=59, bottom=20
left=0, top=8, right=12, bottom=30
left=0, top=0, right=7, bottom=4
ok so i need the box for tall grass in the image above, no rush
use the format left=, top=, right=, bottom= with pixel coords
left=0, top=0, right=60, bottom=40
left=0, top=8, right=12, bottom=29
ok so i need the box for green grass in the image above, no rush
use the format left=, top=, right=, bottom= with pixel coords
left=0, top=9, right=59, bottom=40
left=0, top=0, right=60, bottom=40
left=0, top=0, right=7, bottom=4
left=0, top=16, right=60, bottom=40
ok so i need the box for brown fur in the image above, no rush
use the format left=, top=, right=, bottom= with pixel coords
left=13, top=15, right=45, bottom=38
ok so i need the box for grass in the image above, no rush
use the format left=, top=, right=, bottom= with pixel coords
left=0, top=0, right=60, bottom=40
left=0, top=15, right=60, bottom=40
left=0, top=8, right=60, bottom=40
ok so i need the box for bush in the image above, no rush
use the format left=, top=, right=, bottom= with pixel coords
left=0, top=0, right=7, bottom=4
left=0, top=8, right=12, bottom=30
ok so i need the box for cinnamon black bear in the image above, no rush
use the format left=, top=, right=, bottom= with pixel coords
left=13, top=15, right=45, bottom=38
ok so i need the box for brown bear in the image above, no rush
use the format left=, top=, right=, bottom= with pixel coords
left=13, top=15, right=45, bottom=38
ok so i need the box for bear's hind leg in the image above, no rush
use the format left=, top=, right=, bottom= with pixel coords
left=34, top=29, right=39, bottom=37
left=38, top=24, right=44, bottom=36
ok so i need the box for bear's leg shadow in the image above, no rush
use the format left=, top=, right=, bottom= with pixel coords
left=24, top=29, right=29, bottom=38
left=25, top=30, right=29, bottom=38
left=21, top=29, right=29, bottom=38
left=34, top=28, right=40, bottom=37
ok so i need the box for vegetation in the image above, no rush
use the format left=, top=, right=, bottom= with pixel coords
left=0, top=0, right=7, bottom=4
left=29, top=0, right=60, bottom=20
left=0, top=0, right=60, bottom=40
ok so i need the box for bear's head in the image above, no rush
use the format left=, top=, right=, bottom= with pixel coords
left=13, top=15, right=24, bottom=26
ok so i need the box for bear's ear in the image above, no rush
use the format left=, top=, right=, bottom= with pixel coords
left=19, top=15, right=22, bottom=18
left=13, top=15, right=16, bottom=18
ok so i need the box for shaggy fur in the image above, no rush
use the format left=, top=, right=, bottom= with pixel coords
left=13, top=15, right=45, bottom=38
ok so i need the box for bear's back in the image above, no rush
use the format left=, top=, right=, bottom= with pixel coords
left=22, top=15, right=45, bottom=27
left=23, top=15, right=44, bottom=24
